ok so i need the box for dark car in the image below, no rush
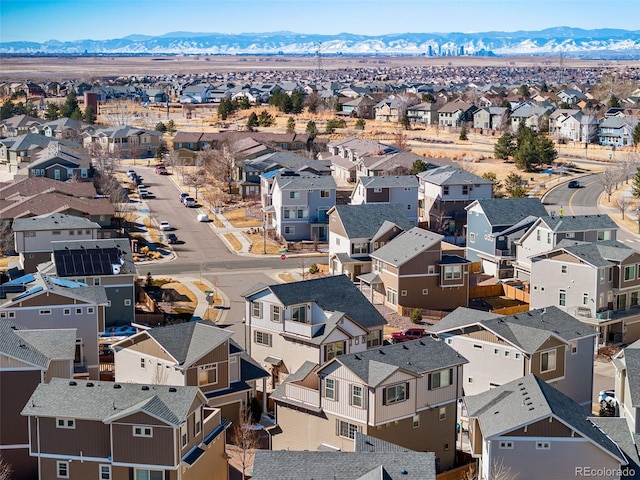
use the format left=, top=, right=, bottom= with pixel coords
left=166, top=233, right=178, bottom=244
left=568, top=180, right=581, bottom=188
left=390, top=328, right=427, bottom=343
left=179, top=192, right=189, bottom=202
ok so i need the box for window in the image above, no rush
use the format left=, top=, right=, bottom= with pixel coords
left=444, top=265, right=462, bottom=280
left=609, top=268, right=613, bottom=282
left=383, top=383, right=408, bottom=405
left=407, top=204, right=411, bottom=210
left=324, top=378, right=337, bottom=400
left=536, top=230, right=541, bottom=241
left=462, top=185, right=469, bottom=195
left=99, top=465, right=111, bottom=480
left=140, top=358, right=146, bottom=368
left=254, top=330, right=271, bottom=346
left=541, top=350, right=557, bottom=373
left=325, top=341, right=344, bottom=361
left=469, top=232, right=475, bottom=243
left=625, top=265, right=636, bottom=281
left=134, top=470, right=163, bottom=480
left=271, top=305, right=281, bottom=322
left=504, top=350, right=510, bottom=358
left=443, top=186, right=449, bottom=195
left=439, top=406, right=447, bottom=421
left=291, top=305, right=307, bottom=323
left=63, top=308, right=70, bottom=315
left=181, top=423, right=188, bottom=447
left=536, top=442, right=550, bottom=450
left=289, top=191, right=300, bottom=199
left=351, top=384, right=364, bottom=408
left=39, top=309, right=52, bottom=315
left=93, top=278, right=100, bottom=286
left=193, top=408, right=202, bottom=436
left=571, top=342, right=578, bottom=354
left=547, top=232, right=552, bottom=244
left=133, top=426, right=153, bottom=437
left=413, top=414, right=420, bottom=428
left=515, top=353, right=521, bottom=360
left=320, top=190, right=330, bottom=198
left=76, top=308, right=82, bottom=314
left=198, top=363, right=218, bottom=386
left=561, top=265, right=567, bottom=274
left=633, top=291, right=640, bottom=307
left=493, top=348, right=500, bottom=356
left=582, top=293, right=589, bottom=306
left=56, top=418, right=75, bottom=429
left=428, top=265, right=436, bottom=274
left=386, top=288, right=398, bottom=305
left=598, top=230, right=611, bottom=241
left=57, top=461, right=69, bottom=478
left=499, top=441, right=513, bottom=449
left=52, top=230, right=61, bottom=235
left=284, top=226, right=295, bottom=235
left=559, top=289, right=566, bottom=307
left=366, top=330, right=381, bottom=348
left=251, top=301, right=262, bottom=318
left=429, top=369, right=452, bottom=390
left=352, top=242, right=368, bottom=255
left=87, top=307, right=94, bottom=314
left=338, top=420, right=359, bottom=439
left=600, top=269, right=605, bottom=284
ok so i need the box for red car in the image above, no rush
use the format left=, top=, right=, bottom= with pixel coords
left=155, top=165, right=168, bottom=175
left=390, top=328, right=427, bottom=343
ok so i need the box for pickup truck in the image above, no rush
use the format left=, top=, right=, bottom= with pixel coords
left=390, top=328, right=427, bottom=343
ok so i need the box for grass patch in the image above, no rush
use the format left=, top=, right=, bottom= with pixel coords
left=224, top=233, right=243, bottom=251
left=223, top=208, right=262, bottom=228
left=213, top=216, right=224, bottom=228
left=0, top=257, right=14, bottom=269
left=246, top=233, right=282, bottom=255
left=278, top=273, right=297, bottom=283
left=192, top=280, right=222, bottom=305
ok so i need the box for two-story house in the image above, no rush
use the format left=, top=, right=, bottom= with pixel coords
left=350, top=176, right=419, bottom=225
left=529, top=239, right=640, bottom=345
left=241, top=275, right=387, bottom=398
left=417, top=165, right=493, bottom=236
left=613, top=340, right=640, bottom=434
left=12, top=213, right=101, bottom=272
left=269, top=337, right=468, bottom=472
left=21, top=378, right=230, bottom=480
left=514, top=214, right=618, bottom=281
left=466, top=374, right=630, bottom=480
left=438, top=99, right=477, bottom=127
left=598, top=116, right=640, bottom=147
left=407, top=101, right=439, bottom=125
left=472, top=106, right=509, bottom=131
left=112, top=320, right=267, bottom=428
left=327, top=203, right=412, bottom=280
left=429, top=306, right=597, bottom=408
left=366, top=227, right=469, bottom=313
left=466, top=198, right=548, bottom=278
left=25, top=142, right=94, bottom=182
left=0, top=319, right=75, bottom=480
left=82, top=125, right=162, bottom=157
left=270, top=172, right=336, bottom=242
left=0, top=272, right=108, bottom=379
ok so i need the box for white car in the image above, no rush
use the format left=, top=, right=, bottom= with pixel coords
left=159, top=221, right=172, bottom=231
left=183, top=197, right=196, bottom=207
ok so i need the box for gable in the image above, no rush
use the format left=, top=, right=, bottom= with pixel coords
left=114, top=410, right=172, bottom=426
left=503, top=415, right=573, bottom=437
left=12, top=292, right=90, bottom=308
left=125, top=336, right=175, bottom=363
left=460, top=328, right=512, bottom=347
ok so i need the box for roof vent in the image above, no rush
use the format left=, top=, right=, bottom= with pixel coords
left=400, top=468, right=408, bottom=475
left=141, top=385, right=149, bottom=391
left=378, top=350, right=385, bottom=355
left=113, top=384, right=121, bottom=389
left=169, top=387, right=177, bottom=392
left=69, top=381, right=77, bottom=386
left=86, top=382, right=94, bottom=387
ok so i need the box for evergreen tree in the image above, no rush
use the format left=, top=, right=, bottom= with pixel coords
left=400, top=113, right=410, bottom=130
left=60, top=91, right=80, bottom=118
left=286, top=117, right=295, bottom=134
left=246, top=112, right=258, bottom=131
left=44, top=103, right=60, bottom=121
left=494, top=132, right=515, bottom=161
left=518, top=84, right=530, bottom=98
left=633, top=122, right=640, bottom=148
left=504, top=173, right=527, bottom=197
left=410, top=159, right=428, bottom=175
left=258, top=110, right=274, bottom=127
left=83, top=104, right=96, bottom=124
left=305, top=120, right=318, bottom=139
left=609, top=94, right=621, bottom=108
left=0, top=101, right=14, bottom=120
left=632, top=167, right=640, bottom=198
left=355, top=118, right=366, bottom=130
left=459, top=124, right=468, bottom=141
left=155, top=144, right=168, bottom=160
left=155, top=122, right=167, bottom=133
left=166, top=120, right=176, bottom=133
left=422, top=93, right=435, bottom=103
left=482, top=172, right=504, bottom=198
left=237, top=96, right=251, bottom=110
left=290, top=90, right=305, bottom=114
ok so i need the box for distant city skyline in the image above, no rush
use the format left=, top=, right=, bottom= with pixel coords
left=1, top=0, right=639, bottom=44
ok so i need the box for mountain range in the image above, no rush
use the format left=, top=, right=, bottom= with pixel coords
left=1, top=28, right=639, bottom=58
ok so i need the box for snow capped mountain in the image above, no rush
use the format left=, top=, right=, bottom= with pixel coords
left=1, top=28, right=639, bottom=58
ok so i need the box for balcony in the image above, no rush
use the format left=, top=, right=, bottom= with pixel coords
left=494, top=248, right=516, bottom=259
left=284, top=320, right=325, bottom=338
left=285, top=383, right=320, bottom=408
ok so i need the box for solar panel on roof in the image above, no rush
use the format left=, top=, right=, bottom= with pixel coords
left=54, top=247, right=122, bottom=277
left=12, top=285, right=43, bottom=301
left=49, top=277, right=84, bottom=288
left=4, top=273, right=35, bottom=285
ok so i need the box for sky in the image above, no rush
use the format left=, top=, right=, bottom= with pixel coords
left=1, top=0, right=639, bottom=43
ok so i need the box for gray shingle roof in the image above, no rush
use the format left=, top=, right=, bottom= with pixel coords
left=333, top=204, right=412, bottom=239
left=591, top=417, right=640, bottom=479
left=431, top=306, right=595, bottom=353
left=539, top=214, right=618, bottom=233
left=354, top=433, right=412, bottom=453
left=417, top=165, right=491, bottom=186
left=465, top=374, right=625, bottom=463
left=12, top=213, right=101, bottom=232
left=252, top=450, right=436, bottom=480
left=15, top=328, right=76, bottom=361
left=469, top=198, right=547, bottom=227
left=554, top=239, right=634, bottom=267
left=359, top=175, right=418, bottom=189
left=21, top=377, right=202, bottom=427
left=622, top=347, right=640, bottom=408
left=371, top=227, right=443, bottom=267
left=274, top=174, right=337, bottom=191
left=0, top=319, right=52, bottom=368
left=324, top=337, right=467, bottom=387
left=245, top=276, right=387, bottom=329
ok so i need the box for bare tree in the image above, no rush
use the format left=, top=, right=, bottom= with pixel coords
left=231, top=408, right=261, bottom=480
left=184, top=169, right=208, bottom=200
left=617, top=194, right=631, bottom=220
left=211, top=142, right=238, bottom=194
left=599, top=168, right=618, bottom=202
left=462, top=458, right=518, bottom=480
left=0, top=455, right=12, bottom=480
left=102, top=99, right=138, bottom=127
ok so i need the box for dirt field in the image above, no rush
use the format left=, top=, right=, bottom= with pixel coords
left=0, top=55, right=632, bottom=82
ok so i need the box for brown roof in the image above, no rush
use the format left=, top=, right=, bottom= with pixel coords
left=173, top=131, right=203, bottom=143
left=0, top=177, right=97, bottom=200
left=0, top=192, right=114, bottom=220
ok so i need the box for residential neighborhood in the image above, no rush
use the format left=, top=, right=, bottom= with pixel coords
left=1, top=47, right=640, bottom=480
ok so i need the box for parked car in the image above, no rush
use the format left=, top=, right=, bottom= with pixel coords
left=183, top=197, right=196, bottom=207
left=390, top=328, right=427, bottom=343
left=179, top=193, right=189, bottom=202
left=138, top=189, right=149, bottom=198
left=126, top=169, right=137, bottom=178
left=159, top=221, right=172, bottom=231
left=155, top=165, right=168, bottom=175
left=197, top=213, right=209, bottom=222
left=568, top=180, right=581, bottom=188
left=166, top=233, right=178, bottom=244
left=599, top=389, right=616, bottom=406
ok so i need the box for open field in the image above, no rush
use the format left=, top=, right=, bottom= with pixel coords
left=0, top=55, right=634, bottom=81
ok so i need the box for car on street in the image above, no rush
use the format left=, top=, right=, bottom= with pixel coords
left=568, top=180, right=581, bottom=188
left=599, top=389, right=616, bottom=406
left=183, top=197, right=196, bottom=207
left=159, top=221, right=172, bottom=231
left=390, top=328, right=427, bottom=343
left=197, top=213, right=209, bottom=222
left=166, top=233, right=178, bottom=244
left=155, top=165, right=168, bottom=175
left=179, top=193, right=189, bottom=202
left=138, top=189, right=149, bottom=198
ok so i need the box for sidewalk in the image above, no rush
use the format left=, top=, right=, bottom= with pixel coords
left=170, top=275, right=231, bottom=324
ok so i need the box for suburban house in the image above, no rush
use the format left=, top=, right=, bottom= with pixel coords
left=0, top=319, right=75, bottom=480
left=407, top=101, right=439, bottom=125
left=472, top=106, right=509, bottom=131
left=40, top=238, right=137, bottom=327
left=12, top=213, right=101, bottom=273
left=429, top=306, right=597, bottom=408
left=82, top=125, right=162, bottom=157
left=0, top=176, right=97, bottom=204
left=513, top=214, right=618, bottom=281
left=465, top=198, right=548, bottom=278
left=365, top=227, right=470, bottom=313
left=29, top=117, right=90, bottom=143
left=269, top=172, right=336, bottom=242
left=598, top=116, right=640, bottom=147
left=269, top=337, right=468, bottom=472
left=0, top=114, right=43, bottom=137
left=529, top=239, right=640, bottom=345
left=613, top=340, right=640, bottom=434
left=438, top=99, right=477, bottom=127
left=0, top=134, right=77, bottom=173
left=21, top=378, right=230, bottom=480
left=241, top=275, right=388, bottom=399
left=355, top=151, right=441, bottom=178
left=112, top=320, right=268, bottom=428
left=350, top=176, right=419, bottom=225
left=327, top=203, right=412, bottom=280
left=24, top=142, right=94, bottom=181
left=509, top=104, right=554, bottom=132
left=0, top=272, right=108, bottom=379
left=465, top=374, right=630, bottom=480
left=417, top=165, right=493, bottom=236
left=341, top=95, right=377, bottom=119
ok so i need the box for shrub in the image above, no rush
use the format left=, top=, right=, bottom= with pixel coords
left=410, top=308, right=422, bottom=324
left=309, top=263, right=319, bottom=275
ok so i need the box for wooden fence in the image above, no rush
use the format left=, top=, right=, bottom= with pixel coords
left=437, top=463, right=475, bottom=480
left=491, top=304, right=530, bottom=315
left=503, top=284, right=530, bottom=303
left=469, top=284, right=504, bottom=299
left=469, top=261, right=482, bottom=274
